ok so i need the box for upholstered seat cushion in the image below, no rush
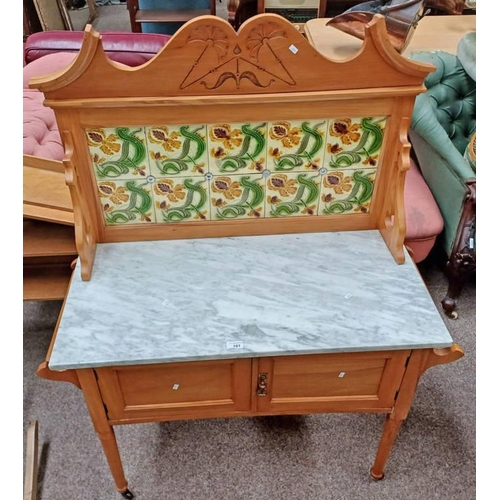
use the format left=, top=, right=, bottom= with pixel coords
left=23, top=53, right=77, bottom=161
left=404, top=158, right=444, bottom=263
left=24, top=89, right=65, bottom=160
left=23, top=51, right=77, bottom=90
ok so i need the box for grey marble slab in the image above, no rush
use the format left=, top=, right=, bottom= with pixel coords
left=48, top=230, right=453, bottom=370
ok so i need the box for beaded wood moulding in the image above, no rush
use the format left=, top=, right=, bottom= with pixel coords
left=29, top=13, right=434, bottom=280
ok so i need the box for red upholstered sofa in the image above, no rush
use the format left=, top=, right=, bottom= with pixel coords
left=22, top=29, right=442, bottom=264
left=23, top=30, right=171, bottom=161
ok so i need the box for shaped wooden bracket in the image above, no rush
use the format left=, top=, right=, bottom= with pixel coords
left=36, top=361, right=81, bottom=389
left=421, top=344, right=465, bottom=373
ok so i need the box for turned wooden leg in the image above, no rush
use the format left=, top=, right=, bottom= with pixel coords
left=77, top=370, right=133, bottom=498
left=442, top=253, right=475, bottom=319
left=369, top=346, right=464, bottom=479
left=441, top=181, right=476, bottom=319
left=370, top=415, right=403, bottom=480
left=368, top=351, right=424, bottom=480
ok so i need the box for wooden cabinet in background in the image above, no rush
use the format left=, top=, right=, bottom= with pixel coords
left=23, top=156, right=77, bottom=302
left=23, top=219, right=77, bottom=301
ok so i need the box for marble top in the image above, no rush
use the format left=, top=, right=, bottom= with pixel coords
left=49, top=230, right=453, bottom=370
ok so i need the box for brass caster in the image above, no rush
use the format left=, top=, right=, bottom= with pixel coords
left=370, top=468, right=384, bottom=480
left=120, top=489, right=134, bottom=499
left=448, top=311, right=459, bottom=320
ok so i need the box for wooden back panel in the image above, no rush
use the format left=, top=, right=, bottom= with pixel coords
left=30, top=14, right=433, bottom=280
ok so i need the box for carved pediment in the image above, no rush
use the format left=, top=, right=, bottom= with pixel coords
left=30, top=14, right=433, bottom=99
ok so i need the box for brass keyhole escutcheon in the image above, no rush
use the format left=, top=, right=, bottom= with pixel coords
left=257, top=373, right=268, bottom=397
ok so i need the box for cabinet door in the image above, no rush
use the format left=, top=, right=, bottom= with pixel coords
left=96, top=358, right=252, bottom=423
left=255, top=350, right=410, bottom=414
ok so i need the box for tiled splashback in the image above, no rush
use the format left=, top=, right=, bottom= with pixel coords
left=86, top=117, right=387, bottom=225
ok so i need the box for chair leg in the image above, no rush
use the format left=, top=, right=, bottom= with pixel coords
left=442, top=256, right=475, bottom=318
left=441, top=181, right=476, bottom=319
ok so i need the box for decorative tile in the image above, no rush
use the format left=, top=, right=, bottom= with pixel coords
left=88, top=117, right=386, bottom=225
left=207, top=122, right=268, bottom=175
left=97, top=178, right=155, bottom=225
left=210, top=174, right=265, bottom=220
left=146, top=125, right=208, bottom=177
left=319, top=168, right=377, bottom=215
left=325, top=117, right=387, bottom=170
left=265, top=172, right=320, bottom=217
left=153, top=176, right=209, bottom=223
left=267, top=120, right=328, bottom=172
left=86, top=127, right=149, bottom=180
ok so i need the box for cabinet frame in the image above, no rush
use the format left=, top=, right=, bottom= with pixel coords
left=37, top=344, right=463, bottom=493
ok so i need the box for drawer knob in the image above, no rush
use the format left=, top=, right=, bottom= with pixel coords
left=257, top=373, right=268, bottom=397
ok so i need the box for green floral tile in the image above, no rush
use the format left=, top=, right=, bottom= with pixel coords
left=152, top=176, right=209, bottom=223
left=210, top=174, right=265, bottom=220
left=267, top=120, right=327, bottom=173
left=326, top=117, right=387, bottom=170
left=265, top=172, right=320, bottom=217
left=86, top=127, right=149, bottom=180
left=97, top=178, right=155, bottom=225
left=89, top=118, right=389, bottom=225
left=207, top=122, right=268, bottom=175
left=146, top=125, right=208, bottom=178
left=319, top=168, right=377, bottom=215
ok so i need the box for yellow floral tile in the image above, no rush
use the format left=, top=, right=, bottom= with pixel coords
left=265, top=172, right=320, bottom=217
left=146, top=125, right=208, bottom=178
left=86, top=127, right=149, bottom=180
left=319, top=168, right=377, bottom=215
left=88, top=119, right=388, bottom=224
left=152, top=176, right=209, bottom=223
left=210, top=174, right=265, bottom=220
left=326, top=117, right=387, bottom=170
left=207, top=122, right=268, bottom=175
left=267, top=119, right=327, bottom=173
left=97, top=178, right=155, bottom=225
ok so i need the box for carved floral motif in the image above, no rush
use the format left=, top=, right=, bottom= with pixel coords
left=181, top=21, right=295, bottom=91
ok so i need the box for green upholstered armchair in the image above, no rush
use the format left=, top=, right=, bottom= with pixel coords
left=408, top=37, right=476, bottom=319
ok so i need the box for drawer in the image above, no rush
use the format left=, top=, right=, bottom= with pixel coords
left=96, top=358, right=252, bottom=422
left=256, top=350, right=410, bottom=414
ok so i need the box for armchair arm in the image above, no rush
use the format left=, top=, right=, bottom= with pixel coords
left=411, top=92, right=475, bottom=182
left=409, top=129, right=474, bottom=257
left=409, top=49, right=476, bottom=186
left=409, top=50, right=475, bottom=156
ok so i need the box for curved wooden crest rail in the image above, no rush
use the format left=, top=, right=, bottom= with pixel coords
left=30, top=13, right=434, bottom=281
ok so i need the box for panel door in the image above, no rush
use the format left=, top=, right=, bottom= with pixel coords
left=255, top=350, right=410, bottom=414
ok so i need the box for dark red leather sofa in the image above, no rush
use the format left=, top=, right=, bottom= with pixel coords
left=23, top=30, right=171, bottom=67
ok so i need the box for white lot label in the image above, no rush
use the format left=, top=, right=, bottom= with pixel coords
left=226, top=341, right=245, bottom=349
